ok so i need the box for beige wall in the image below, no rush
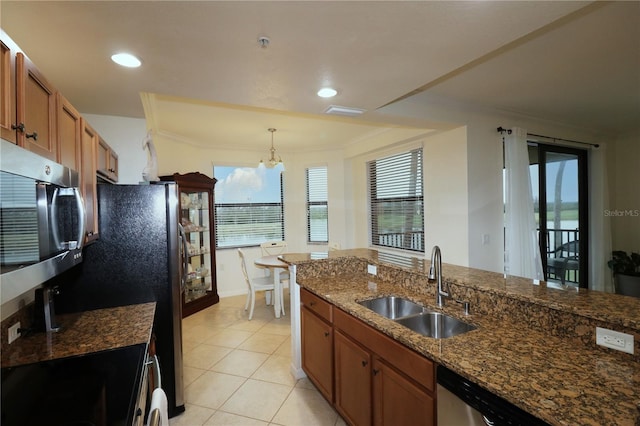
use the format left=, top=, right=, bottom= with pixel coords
left=3, top=106, right=634, bottom=316
left=609, top=129, right=640, bottom=253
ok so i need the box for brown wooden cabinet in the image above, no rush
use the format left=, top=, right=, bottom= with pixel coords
left=56, top=93, right=82, bottom=172
left=334, top=329, right=373, bottom=426
left=97, top=136, right=118, bottom=182
left=301, top=288, right=334, bottom=402
left=1, top=33, right=18, bottom=144
left=81, top=118, right=99, bottom=244
left=161, top=172, right=219, bottom=317
left=372, top=358, right=434, bottom=426
left=300, top=290, right=436, bottom=426
left=16, top=52, right=57, bottom=160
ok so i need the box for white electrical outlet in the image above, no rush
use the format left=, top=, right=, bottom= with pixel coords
left=596, top=327, right=634, bottom=354
left=8, top=322, right=21, bottom=344
left=367, top=264, right=377, bottom=275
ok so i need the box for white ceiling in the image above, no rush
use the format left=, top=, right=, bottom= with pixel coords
left=1, top=1, right=638, bottom=152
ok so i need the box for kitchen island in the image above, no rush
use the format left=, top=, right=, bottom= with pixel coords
left=282, top=249, right=640, bottom=426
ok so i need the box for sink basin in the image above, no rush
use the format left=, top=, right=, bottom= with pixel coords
left=395, top=312, right=477, bottom=339
left=359, top=296, right=477, bottom=338
left=358, top=296, right=426, bottom=319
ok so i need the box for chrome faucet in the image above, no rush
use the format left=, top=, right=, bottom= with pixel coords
left=428, top=245, right=450, bottom=307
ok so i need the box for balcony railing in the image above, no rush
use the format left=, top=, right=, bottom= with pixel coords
left=541, top=228, right=580, bottom=285
left=375, top=231, right=424, bottom=252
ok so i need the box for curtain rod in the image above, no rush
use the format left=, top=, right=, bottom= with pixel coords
left=496, top=127, right=599, bottom=148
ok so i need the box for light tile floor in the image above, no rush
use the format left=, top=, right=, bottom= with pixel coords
left=171, top=292, right=347, bottom=426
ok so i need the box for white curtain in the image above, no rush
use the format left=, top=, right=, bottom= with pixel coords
left=589, top=144, right=614, bottom=292
left=504, top=127, right=545, bottom=280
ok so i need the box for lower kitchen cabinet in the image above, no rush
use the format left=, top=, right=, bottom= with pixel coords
left=372, top=358, right=434, bottom=426
left=334, top=329, right=372, bottom=426
left=300, top=288, right=435, bottom=426
left=301, top=304, right=334, bottom=402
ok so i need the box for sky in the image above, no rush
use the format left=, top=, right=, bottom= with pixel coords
left=214, top=166, right=282, bottom=204
left=530, top=159, right=579, bottom=203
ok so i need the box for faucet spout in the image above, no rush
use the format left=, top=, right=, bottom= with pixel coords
left=429, top=245, right=450, bottom=307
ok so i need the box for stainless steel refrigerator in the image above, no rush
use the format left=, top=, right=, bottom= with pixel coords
left=56, top=182, right=185, bottom=417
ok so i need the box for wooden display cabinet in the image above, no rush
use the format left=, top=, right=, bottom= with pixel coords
left=161, top=172, right=219, bottom=317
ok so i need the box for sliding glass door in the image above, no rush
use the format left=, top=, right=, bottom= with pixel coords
left=529, top=144, right=588, bottom=288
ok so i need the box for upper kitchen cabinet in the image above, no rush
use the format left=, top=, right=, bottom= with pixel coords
left=56, top=93, right=82, bottom=172
left=0, top=34, right=18, bottom=144
left=97, top=136, right=118, bottom=183
left=16, top=52, right=57, bottom=161
left=81, top=118, right=99, bottom=244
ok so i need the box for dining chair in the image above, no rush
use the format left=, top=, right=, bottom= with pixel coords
left=238, top=248, right=276, bottom=320
left=259, top=240, right=290, bottom=282
left=260, top=240, right=288, bottom=255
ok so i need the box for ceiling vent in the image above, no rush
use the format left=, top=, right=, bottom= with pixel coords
left=324, top=105, right=366, bottom=117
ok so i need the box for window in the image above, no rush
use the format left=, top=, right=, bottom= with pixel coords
left=306, top=166, right=328, bottom=243
left=213, top=166, right=284, bottom=248
left=368, top=148, right=424, bottom=252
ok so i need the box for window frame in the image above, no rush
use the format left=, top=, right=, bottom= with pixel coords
left=306, top=166, right=328, bottom=244
left=213, top=166, right=284, bottom=249
left=367, top=147, right=424, bottom=253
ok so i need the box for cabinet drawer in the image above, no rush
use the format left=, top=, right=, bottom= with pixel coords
left=334, top=308, right=434, bottom=392
left=301, top=288, right=333, bottom=323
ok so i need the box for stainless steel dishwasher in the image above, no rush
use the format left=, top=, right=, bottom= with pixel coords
left=437, top=365, right=550, bottom=426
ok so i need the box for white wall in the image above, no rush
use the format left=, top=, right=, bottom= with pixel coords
left=344, top=128, right=470, bottom=266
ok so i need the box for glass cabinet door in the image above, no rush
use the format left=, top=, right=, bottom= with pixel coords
left=162, top=171, right=219, bottom=317
left=180, top=190, right=212, bottom=304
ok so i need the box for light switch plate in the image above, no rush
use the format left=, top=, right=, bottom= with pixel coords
left=596, top=327, right=634, bottom=354
left=367, top=264, right=377, bottom=275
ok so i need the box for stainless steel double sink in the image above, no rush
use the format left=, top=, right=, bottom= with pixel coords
left=358, top=296, right=476, bottom=339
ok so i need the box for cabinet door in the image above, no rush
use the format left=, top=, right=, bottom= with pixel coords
left=96, top=136, right=109, bottom=176
left=108, top=149, right=118, bottom=181
left=81, top=119, right=99, bottom=244
left=334, top=330, right=372, bottom=426
left=1, top=36, right=17, bottom=144
left=301, top=306, right=334, bottom=402
left=373, top=358, right=434, bottom=426
left=16, top=52, right=57, bottom=160
left=96, top=136, right=118, bottom=182
left=56, top=93, right=81, bottom=171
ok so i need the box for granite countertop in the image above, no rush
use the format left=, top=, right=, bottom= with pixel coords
left=1, top=302, right=156, bottom=368
left=283, top=250, right=640, bottom=426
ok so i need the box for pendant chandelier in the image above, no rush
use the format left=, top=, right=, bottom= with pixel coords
left=259, top=128, right=285, bottom=171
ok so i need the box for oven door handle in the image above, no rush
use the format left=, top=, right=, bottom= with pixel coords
left=146, top=354, right=162, bottom=390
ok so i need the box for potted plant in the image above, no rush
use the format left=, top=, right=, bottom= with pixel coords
left=607, top=251, right=640, bottom=297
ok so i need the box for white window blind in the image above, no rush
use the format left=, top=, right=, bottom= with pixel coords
left=214, top=166, right=284, bottom=248
left=0, top=172, right=39, bottom=264
left=306, top=166, right=328, bottom=243
left=368, top=148, right=424, bottom=252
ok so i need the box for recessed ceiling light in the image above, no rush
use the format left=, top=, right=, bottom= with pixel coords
left=317, top=87, right=338, bottom=98
left=111, top=53, right=141, bottom=68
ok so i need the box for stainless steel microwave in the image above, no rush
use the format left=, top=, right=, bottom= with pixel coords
left=0, top=139, right=86, bottom=304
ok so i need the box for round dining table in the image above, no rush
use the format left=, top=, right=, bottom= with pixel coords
left=254, top=255, right=289, bottom=318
